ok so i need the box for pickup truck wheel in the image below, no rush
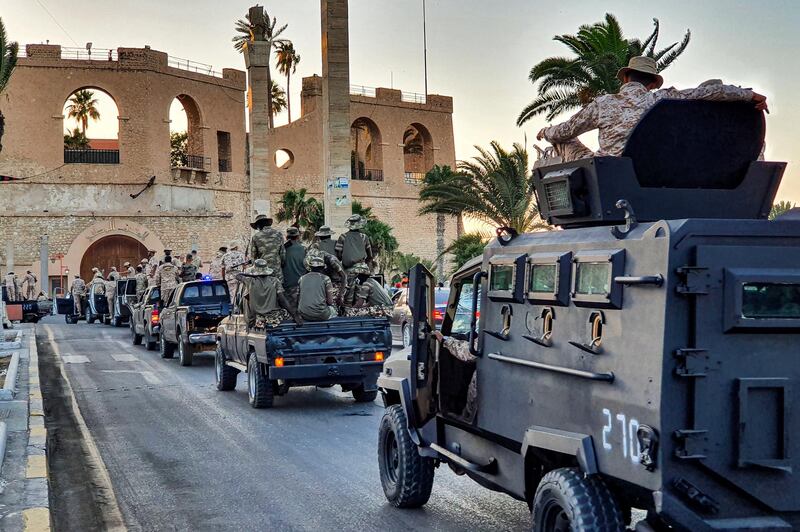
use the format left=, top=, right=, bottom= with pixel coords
left=103, top=315, right=111, bottom=325
left=145, top=330, right=157, bottom=351
left=378, top=404, right=434, bottom=508
left=160, top=333, right=175, bottom=359
left=352, top=385, right=378, bottom=403
left=247, top=354, right=274, bottom=408
left=532, top=467, right=624, bottom=532
left=215, top=343, right=237, bottom=391
left=401, top=323, right=411, bottom=349
left=178, top=336, right=193, bottom=367
left=86, top=309, right=95, bottom=324
left=112, top=315, right=121, bottom=327
left=131, top=322, right=142, bottom=345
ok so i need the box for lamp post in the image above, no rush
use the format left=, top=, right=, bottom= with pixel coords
left=50, top=253, right=66, bottom=294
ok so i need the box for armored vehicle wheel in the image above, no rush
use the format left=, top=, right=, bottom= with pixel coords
left=532, top=468, right=623, bottom=532
left=215, top=343, right=237, bottom=391
left=378, top=404, right=434, bottom=508
left=247, top=353, right=274, bottom=408
left=178, top=336, right=193, bottom=367
left=145, top=330, right=157, bottom=351
left=401, top=323, right=411, bottom=349
left=131, top=322, right=142, bottom=345
left=352, top=385, right=378, bottom=403
left=159, top=334, right=175, bottom=359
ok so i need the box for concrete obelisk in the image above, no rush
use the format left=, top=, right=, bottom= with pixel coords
left=244, top=5, right=272, bottom=220
left=320, top=0, right=353, bottom=232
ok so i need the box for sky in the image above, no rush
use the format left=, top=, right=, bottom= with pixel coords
left=4, top=0, right=799, bottom=203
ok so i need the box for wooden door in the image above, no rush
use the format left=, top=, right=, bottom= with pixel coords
left=80, top=235, right=147, bottom=282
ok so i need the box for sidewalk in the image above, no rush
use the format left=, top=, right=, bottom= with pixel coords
left=0, top=324, right=51, bottom=531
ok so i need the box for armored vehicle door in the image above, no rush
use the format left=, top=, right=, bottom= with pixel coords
left=407, top=263, right=438, bottom=427
left=688, top=244, right=800, bottom=511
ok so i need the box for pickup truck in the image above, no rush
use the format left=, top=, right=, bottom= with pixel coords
left=159, top=280, right=231, bottom=366
left=110, top=278, right=138, bottom=327
left=129, top=286, right=161, bottom=350
left=2, top=287, right=52, bottom=323
left=85, top=283, right=110, bottom=325
left=215, top=308, right=392, bottom=409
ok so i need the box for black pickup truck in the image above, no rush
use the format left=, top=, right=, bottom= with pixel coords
left=215, top=308, right=392, bottom=409
left=110, top=278, right=138, bottom=327
left=159, top=280, right=231, bottom=366
left=129, top=286, right=161, bottom=350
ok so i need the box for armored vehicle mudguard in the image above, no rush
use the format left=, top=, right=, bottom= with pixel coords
left=378, top=100, right=800, bottom=530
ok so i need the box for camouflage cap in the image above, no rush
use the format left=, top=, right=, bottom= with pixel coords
left=251, top=258, right=274, bottom=275
left=123, top=261, right=131, bottom=267
left=286, top=227, right=301, bottom=238
left=349, top=262, right=371, bottom=275
left=140, top=258, right=149, bottom=264
left=307, top=255, right=325, bottom=268
left=315, top=225, right=334, bottom=237
left=345, top=214, right=366, bottom=230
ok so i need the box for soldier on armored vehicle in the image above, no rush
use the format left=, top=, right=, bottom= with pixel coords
left=376, top=90, right=800, bottom=531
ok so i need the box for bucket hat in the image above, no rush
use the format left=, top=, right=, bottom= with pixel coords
left=250, top=213, right=273, bottom=229
left=617, top=56, right=664, bottom=88
left=315, top=225, right=334, bottom=237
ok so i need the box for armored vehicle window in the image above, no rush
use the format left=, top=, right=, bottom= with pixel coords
left=575, top=262, right=611, bottom=296
left=529, top=264, right=557, bottom=293
left=490, top=265, right=514, bottom=292
left=742, top=283, right=800, bottom=319
left=452, top=283, right=479, bottom=336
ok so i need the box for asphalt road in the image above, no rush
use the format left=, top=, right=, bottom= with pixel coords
left=37, top=316, right=532, bottom=532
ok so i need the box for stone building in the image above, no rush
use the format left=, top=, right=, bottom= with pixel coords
left=0, top=42, right=456, bottom=293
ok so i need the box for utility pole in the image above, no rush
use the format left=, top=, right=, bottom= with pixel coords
left=423, top=0, right=428, bottom=97
left=40, top=235, right=48, bottom=296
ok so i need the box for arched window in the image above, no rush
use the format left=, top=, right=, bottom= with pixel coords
left=350, top=117, right=383, bottom=181
left=169, top=94, right=207, bottom=171
left=274, top=149, right=295, bottom=170
left=62, top=87, right=120, bottom=164
left=403, top=123, right=433, bottom=184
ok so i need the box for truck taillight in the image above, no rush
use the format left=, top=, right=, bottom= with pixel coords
left=375, top=351, right=385, bottom=362
left=150, top=309, right=159, bottom=324
left=434, top=309, right=444, bottom=321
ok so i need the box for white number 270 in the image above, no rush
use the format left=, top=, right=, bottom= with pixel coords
left=602, top=408, right=640, bottom=464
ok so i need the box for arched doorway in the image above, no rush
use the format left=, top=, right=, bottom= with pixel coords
left=80, top=235, right=147, bottom=281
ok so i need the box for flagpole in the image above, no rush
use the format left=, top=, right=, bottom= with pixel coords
left=423, top=0, right=428, bottom=97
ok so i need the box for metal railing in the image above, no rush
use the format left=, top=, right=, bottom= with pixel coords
left=352, top=168, right=384, bottom=182
left=185, top=154, right=211, bottom=171
left=64, top=148, right=120, bottom=164
left=218, top=158, right=231, bottom=172
left=168, top=55, right=220, bottom=78
left=401, top=91, right=427, bottom=104
left=61, top=46, right=118, bottom=61
left=350, top=84, right=377, bottom=97
left=349, top=84, right=427, bottom=104
left=404, top=172, right=425, bottom=185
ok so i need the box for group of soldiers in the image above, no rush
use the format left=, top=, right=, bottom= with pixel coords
left=2, top=271, right=39, bottom=302
left=66, top=213, right=393, bottom=329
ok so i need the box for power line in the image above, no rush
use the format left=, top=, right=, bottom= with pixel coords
left=34, top=0, right=79, bottom=47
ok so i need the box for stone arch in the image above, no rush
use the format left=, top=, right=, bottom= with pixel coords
left=169, top=93, right=205, bottom=168
left=62, top=219, right=165, bottom=281
left=402, top=122, right=434, bottom=183
left=59, top=84, right=124, bottom=120
left=79, top=235, right=148, bottom=282
left=350, top=117, right=384, bottom=181
left=61, top=86, right=121, bottom=160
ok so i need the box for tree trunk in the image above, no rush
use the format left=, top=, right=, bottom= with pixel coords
left=286, top=71, right=292, bottom=122
left=266, top=63, right=274, bottom=129
left=0, top=109, right=5, bottom=154
left=456, top=214, right=465, bottom=238
left=435, top=213, right=446, bottom=280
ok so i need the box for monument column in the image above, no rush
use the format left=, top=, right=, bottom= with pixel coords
left=244, top=7, right=272, bottom=219
left=320, top=0, right=352, bottom=232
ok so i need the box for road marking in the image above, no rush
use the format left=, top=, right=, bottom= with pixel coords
left=61, top=355, right=90, bottom=364
left=110, top=354, right=137, bottom=362
left=22, top=507, right=51, bottom=532
left=26, top=455, right=47, bottom=478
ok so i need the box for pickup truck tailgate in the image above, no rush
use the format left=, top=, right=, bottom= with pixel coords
left=267, top=317, right=392, bottom=358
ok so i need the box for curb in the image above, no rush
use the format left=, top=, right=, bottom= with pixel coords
left=0, top=350, right=22, bottom=400
left=24, top=328, right=51, bottom=532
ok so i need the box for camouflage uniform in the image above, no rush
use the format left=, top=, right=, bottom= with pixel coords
left=126, top=266, right=136, bottom=278
left=343, top=278, right=393, bottom=318
left=108, top=268, right=120, bottom=282
left=442, top=337, right=478, bottom=421
left=147, top=256, right=159, bottom=288
left=250, top=227, right=286, bottom=282
left=209, top=251, right=225, bottom=280
left=179, top=262, right=198, bottom=282
left=235, top=262, right=290, bottom=328
left=222, top=248, right=246, bottom=303
left=70, top=277, right=86, bottom=315
left=104, top=278, right=117, bottom=313
left=541, top=81, right=756, bottom=162
left=305, top=246, right=346, bottom=304
left=154, top=262, right=180, bottom=303
left=134, top=272, right=148, bottom=300
left=24, top=272, right=37, bottom=300
left=192, top=253, right=202, bottom=269
left=282, top=239, right=307, bottom=312
left=4, top=273, right=17, bottom=302
left=14, top=275, right=23, bottom=301
left=298, top=271, right=337, bottom=321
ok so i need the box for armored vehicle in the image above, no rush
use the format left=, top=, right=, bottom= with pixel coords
left=377, top=101, right=800, bottom=531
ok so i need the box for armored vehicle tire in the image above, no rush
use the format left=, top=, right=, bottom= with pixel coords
left=401, top=324, right=411, bottom=349
left=531, top=467, right=624, bottom=532
left=378, top=405, right=435, bottom=508
left=145, top=331, right=157, bottom=351
left=159, top=334, right=175, bottom=359
left=178, top=336, right=193, bottom=367
left=352, top=385, right=378, bottom=403
left=131, top=322, right=142, bottom=345
left=247, top=354, right=274, bottom=408
left=215, top=343, right=237, bottom=391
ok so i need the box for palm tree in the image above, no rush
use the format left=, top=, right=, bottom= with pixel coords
left=421, top=165, right=463, bottom=274
left=275, top=41, right=300, bottom=122
left=0, top=18, right=18, bottom=153
left=63, top=127, right=89, bottom=149
left=419, top=142, right=549, bottom=234
left=517, top=14, right=691, bottom=124
left=442, top=232, right=490, bottom=275
left=770, top=201, right=797, bottom=220
left=275, top=189, right=322, bottom=236
left=389, top=252, right=437, bottom=283
left=270, top=79, right=287, bottom=118
left=66, top=89, right=101, bottom=134
left=233, top=9, right=288, bottom=129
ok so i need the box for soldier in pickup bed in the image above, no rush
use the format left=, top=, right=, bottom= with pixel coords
left=154, top=255, right=180, bottom=304
left=343, top=263, right=393, bottom=318
left=134, top=265, right=148, bottom=300
left=314, top=225, right=337, bottom=255
left=70, top=274, right=86, bottom=315
left=104, top=272, right=117, bottom=313
left=282, top=227, right=306, bottom=311
left=249, top=214, right=285, bottom=282
left=179, top=254, right=198, bottom=283
left=209, top=246, right=226, bottom=280
left=123, top=262, right=135, bottom=278
left=4, top=272, right=18, bottom=302
left=146, top=250, right=158, bottom=287
left=24, top=271, right=37, bottom=300
left=336, top=215, right=374, bottom=277
left=235, top=259, right=301, bottom=328
left=304, top=246, right=346, bottom=305
left=298, top=255, right=337, bottom=321
left=221, top=241, right=246, bottom=304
